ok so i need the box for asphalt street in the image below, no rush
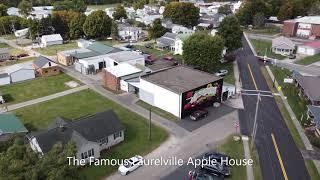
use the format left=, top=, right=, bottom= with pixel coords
left=238, top=37, right=310, bottom=180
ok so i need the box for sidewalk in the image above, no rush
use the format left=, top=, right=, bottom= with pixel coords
left=7, top=85, right=88, bottom=111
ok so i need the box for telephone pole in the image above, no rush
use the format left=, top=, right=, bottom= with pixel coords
left=149, top=107, right=152, bottom=141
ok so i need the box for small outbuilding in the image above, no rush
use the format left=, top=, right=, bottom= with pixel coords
left=0, top=73, right=10, bottom=85
left=0, top=114, right=28, bottom=141
left=33, top=56, right=60, bottom=77
left=271, top=36, right=296, bottom=55
left=297, top=41, right=320, bottom=56
left=0, top=48, right=10, bottom=61
left=40, top=34, right=63, bottom=47
left=5, top=65, right=35, bottom=83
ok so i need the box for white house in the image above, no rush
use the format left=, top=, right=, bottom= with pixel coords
left=135, top=14, right=163, bottom=25
left=0, top=48, right=10, bottom=61
left=27, top=6, right=53, bottom=20
left=0, top=73, right=10, bottom=85
left=174, top=34, right=191, bottom=55
left=118, top=24, right=143, bottom=41
left=172, top=25, right=194, bottom=34
left=40, top=34, right=63, bottom=47
left=5, top=65, right=35, bottom=83
left=297, top=41, right=320, bottom=56
left=14, top=28, right=29, bottom=38
left=77, top=39, right=93, bottom=48
left=105, top=7, right=116, bottom=18
left=271, top=36, right=296, bottom=55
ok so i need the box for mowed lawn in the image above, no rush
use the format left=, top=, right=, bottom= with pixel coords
left=0, top=73, right=79, bottom=104
left=217, top=135, right=247, bottom=180
left=250, top=39, right=286, bottom=60
left=296, top=54, right=320, bottom=65
left=34, top=42, right=78, bottom=56
left=0, top=43, right=26, bottom=55
left=13, top=89, right=168, bottom=179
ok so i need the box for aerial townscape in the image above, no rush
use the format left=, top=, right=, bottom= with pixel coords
left=1, top=0, right=320, bottom=179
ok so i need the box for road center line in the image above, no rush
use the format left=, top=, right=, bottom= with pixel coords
left=247, top=64, right=258, bottom=90
left=271, top=133, right=289, bottom=180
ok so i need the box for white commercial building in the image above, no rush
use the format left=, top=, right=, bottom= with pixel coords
left=297, top=41, right=320, bottom=56
left=40, top=34, right=63, bottom=47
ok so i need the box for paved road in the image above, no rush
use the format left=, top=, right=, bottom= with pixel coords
left=238, top=37, right=310, bottom=180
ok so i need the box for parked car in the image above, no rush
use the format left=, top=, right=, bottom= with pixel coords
left=203, top=152, right=231, bottom=166
left=145, top=43, right=152, bottom=49
left=125, top=44, right=133, bottom=49
left=163, top=55, right=174, bottom=61
left=189, top=170, right=220, bottom=180
left=118, top=155, right=143, bottom=175
left=288, top=54, right=296, bottom=59
left=17, top=53, right=29, bottom=58
left=201, top=163, right=231, bottom=177
left=145, top=55, right=156, bottom=65
left=134, top=49, right=143, bottom=54
left=190, top=109, right=208, bottom=121
left=214, top=70, right=228, bottom=77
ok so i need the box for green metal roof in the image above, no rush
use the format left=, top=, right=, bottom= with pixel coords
left=0, top=114, right=28, bottom=135
left=87, top=42, right=114, bottom=55
left=71, top=51, right=100, bottom=59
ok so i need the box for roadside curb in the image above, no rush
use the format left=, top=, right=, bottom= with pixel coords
left=243, top=32, right=257, bottom=56
left=242, top=136, right=254, bottom=180
left=265, top=65, right=320, bottom=174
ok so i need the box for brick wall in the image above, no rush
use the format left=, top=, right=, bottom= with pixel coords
left=311, top=24, right=320, bottom=38
left=102, top=69, right=120, bottom=91
left=282, top=21, right=297, bottom=37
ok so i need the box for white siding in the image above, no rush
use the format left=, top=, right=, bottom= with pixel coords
left=174, top=39, right=183, bottom=55
left=297, top=46, right=320, bottom=56
left=0, top=76, right=10, bottom=85
left=76, top=142, right=100, bottom=164
left=29, top=137, right=43, bottom=154
left=139, top=79, right=181, bottom=117
left=10, top=69, right=35, bottom=83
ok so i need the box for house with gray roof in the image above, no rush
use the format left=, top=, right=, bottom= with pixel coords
left=0, top=48, right=10, bottom=61
left=293, top=71, right=320, bottom=105
left=156, top=32, right=178, bottom=50
left=28, top=109, right=125, bottom=163
left=272, top=36, right=296, bottom=55
left=33, top=56, right=59, bottom=76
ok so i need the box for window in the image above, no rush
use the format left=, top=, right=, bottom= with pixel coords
left=84, top=152, right=88, bottom=159
left=99, top=137, right=108, bottom=145
left=53, top=69, right=57, bottom=71
left=45, top=70, right=48, bottom=73
left=81, top=153, right=84, bottom=159
left=114, top=131, right=122, bottom=139
left=48, top=62, right=51, bottom=66
left=91, top=149, right=94, bottom=156
left=114, top=62, right=118, bottom=66
left=88, top=150, right=92, bottom=156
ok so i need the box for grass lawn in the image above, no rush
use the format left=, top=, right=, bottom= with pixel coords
left=88, top=4, right=119, bottom=10
left=250, top=142, right=262, bottom=180
left=217, top=135, right=246, bottom=180
left=0, top=73, right=79, bottom=104
left=245, top=25, right=281, bottom=35
left=250, top=39, right=286, bottom=60
left=136, top=100, right=178, bottom=121
left=214, top=62, right=235, bottom=84
left=34, top=42, right=78, bottom=56
left=13, top=89, right=168, bottom=179
left=0, top=43, right=26, bottom=55
left=296, top=54, right=320, bottom=65
left=0, top=57, right=34, bottom=66
left=261, top=66, right=320, bottom=179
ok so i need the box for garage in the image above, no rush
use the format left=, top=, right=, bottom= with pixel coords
left=139, top=66, right=223, bottom=118
left=297, top=41, right=320, bottom=56
left=0, top=73, right=10, bottom=85
left=5, top=65, right=35, bottom=83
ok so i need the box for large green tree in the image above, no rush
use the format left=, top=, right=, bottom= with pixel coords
left=253, top=12, right=265, bottom=28
left=236, top=0, right=268, bottom=25
left=217, top=16, right=243, bottom=51
left=0, top=4, right=8, bottom=17
left=111, top=21, right=119, bottom=39
left=183, top=32, right=225, bottom=72
left=308, top=1, right=320, bottom=15
left=18, top=0, right=33, bottom=16
left=147, top=18, right=167, bottom=40
left=163, top=2, right=199, bottom=27
left=113, top=5, right=127, bottom=20
left=277, top=0, right=294, bottom=21
left=52, top=11, right=80, bottom=39
left=69, top=13, right=86, bottom=39
left=83, top=10, right=112, bottom=39
left=218, top=4, right=232, bottom=15
left=53, top=0, right=87, bottom=12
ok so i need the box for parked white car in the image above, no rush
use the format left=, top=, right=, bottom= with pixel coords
left=215, top=69, right=228, bottom=77
left=118, top=155, right=143, bottom=175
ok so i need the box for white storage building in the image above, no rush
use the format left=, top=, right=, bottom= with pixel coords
left=0, top=73, right=10, bottom=85
left=5, top=65, right=35, bottom=83
left=40, top=34, right=63, bottom=47
left=297, top=41, right=320, bottom=56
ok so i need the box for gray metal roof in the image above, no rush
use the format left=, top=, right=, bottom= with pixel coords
left=33, top=56, right=51, bottom=68
left=307, top=105, right=320, bottom=124
left=0, top=73, right=9, bottom=78
left=141, top=65, right=222, bottom=93
left=293, top=72, right=320, bottom=101
left=107, top=51, right=144, bottom=62
left=272, top=36, right=295, bottom=49
left=0, top=48, right=9, bottom=54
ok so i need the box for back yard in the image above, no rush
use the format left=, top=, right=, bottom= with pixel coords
left=13, top=89, right=168, bottom=179
left=34, top=42, right=78, bottom=56
left=0, top=43, right=26, bottom=56
left=0, top=73, right=80, bottom=104
left=250, top=39, right=286, bottom=60
left=295, top=55, right=320, bottom=65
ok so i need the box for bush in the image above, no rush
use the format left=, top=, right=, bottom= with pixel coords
left=307, top=133, right=320, bottom=149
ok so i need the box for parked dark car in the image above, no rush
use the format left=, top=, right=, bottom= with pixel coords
left=145, top=43, right=152, bottom=48
left=190, top=109, right=208, bottom=121
left=201, top=163, right=230, bottom=177
left=203, top=152, right=231, bottom=166
left=17, top=53, right=29, bottom=58
left=189, top=170, right=222, bottom=180
left=288, top=54, right=296, bottom=59
left=125, top=44, right=133, bottom=49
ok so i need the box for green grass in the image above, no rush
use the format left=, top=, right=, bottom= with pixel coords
left=88, top=4, right=120, bottom=10
left=0, top=57, right=34, bottom=66
left=217, top=135, right=246, bottom=180
left=13, top=89, right=168, bottom=179
left=296, top=55, right=320, bottom=65
left=0, top=43, right=26, bottom=55
left=0, top=73, right=79, bottom=104
left=305, top=160, right=320, bottom=180
left=34, top=42, right=78, bottom=56
left=136, top=100, right=178, bottom=121
left=250, top=39, right=287, bottom=60
left=250, top=142, right=262, bottom=180
left=245, top=25, right=281, bottom=35
left=214, top=62, right=235, bottom=84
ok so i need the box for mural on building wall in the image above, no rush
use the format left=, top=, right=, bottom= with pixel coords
left=181, top=79, right=223, bottom=118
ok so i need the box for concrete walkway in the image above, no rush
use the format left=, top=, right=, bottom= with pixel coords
left=242, top=136, right=254, bottom=180
left=7, top=85, right=89, bottom=111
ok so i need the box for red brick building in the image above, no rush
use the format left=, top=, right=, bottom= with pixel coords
left=282, top=16, right=320, bottom=39
left=33, top=56, right=60, bottom=77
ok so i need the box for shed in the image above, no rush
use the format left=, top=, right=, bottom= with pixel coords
left=0, top=114, right=28, bottom=141
left=41, top=34, right=63, bottom=47
left=297, top=41, right=320, bottom=56
left=0, top=48, right=10, bottom=61
left=0, top=73, right=10, bottom=85
left=5, top=65, right=35, bottom=83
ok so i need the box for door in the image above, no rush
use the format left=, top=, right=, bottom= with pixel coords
left=222, top=91, right=228, bottom=101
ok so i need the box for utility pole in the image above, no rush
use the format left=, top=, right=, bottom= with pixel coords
left=251, top=92, right=261, bottom=149
left=149, top=107, right=152, bottom=141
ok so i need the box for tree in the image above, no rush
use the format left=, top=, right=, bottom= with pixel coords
left=18, top=0, right=33, bottom=16
left=218, top=16, right=243, bottom=51
left=69, top=13, right=86, bottom=39
left=53, top=0, right=87, bottom=12
left=83, top=10, right=112, bottom=39
left=218, top=4, right=232, bottom=15
left=253, top=12, right=265, bottom=28
left=163, top=2, right=199, bottom=27
left=183, top=32, right=225, bottom=72
left=277, top=0, right=294, bottom=21
left=147, top=18, right=167, bottom=40
left=113, top=5, right=127, bottom=20
left=308, top=1, right=320, bottom=15
left=236, top=0, right=267, bottom=25
left=0, top=4, right=8, bottom=17
left=52, top=11, right=80, bottom=39
left=111, top=21, right=119, bottom=39
left=133, top=0, right=146, bottom=10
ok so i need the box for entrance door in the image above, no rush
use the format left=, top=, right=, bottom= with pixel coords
left=222, top=91, right=228, bottom=101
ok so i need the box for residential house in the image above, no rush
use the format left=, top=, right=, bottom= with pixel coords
left=171, top=25, right=194, bottom=34
left=0, top=114, right=28, bottom=141
left=105, top=7, right=116, bottom=18
left=156, top=32, right=178, bottom=50
left=293, top=71, right=320, bottom=105
left=14, top=28, right=29, bottom=38
left=174, top=34, right=191, bottom=55
left=139, top=66, right=223, bottom=118
left=28, top=6, right=53, bottom=20
left=283, top=16, right=320, bottom=39
left=40, top=34, right=63, bottom=47
left=28, top=109, right=125, bottom=163
left=199, top=13, right=226, bottom=29
left=135, top=14, right=163, bottom=25
left=0, top=48, right=10, bottom=61
left=271, top=36, right=296, bottom=55
left=33, top=56, right=60, bottom=77
left=307, top=105, right=320, bottom=133
left=5, top=65, right=35, bottom=83
left=102, top=63, right=143, bottom=92
left=161, top=19, right=176, bottom=29
left=118, top=24, right=143, bottom=41
left=297, top=41, right=320, bottom=56
left=0, top=73, right=10, bottom=85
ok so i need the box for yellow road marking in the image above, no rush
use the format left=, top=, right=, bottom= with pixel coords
left=271, top=133, right=289, bottom=180
left=247, top=64, right=258, bottom=90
